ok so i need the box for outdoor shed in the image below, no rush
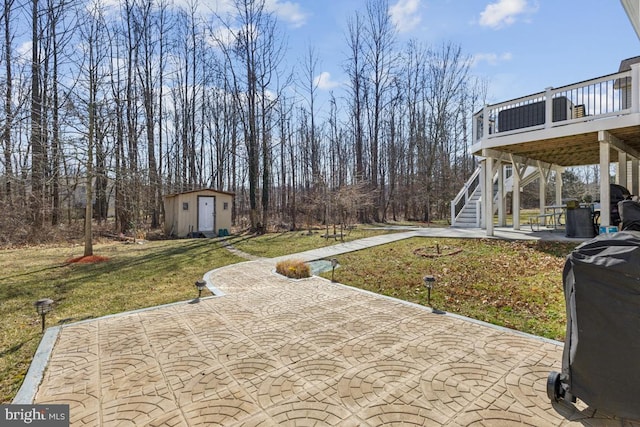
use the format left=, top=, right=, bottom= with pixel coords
left=164, top=189, right=234, bottom=237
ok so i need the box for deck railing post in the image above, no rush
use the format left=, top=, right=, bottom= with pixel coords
left=451, top=200, right=456, bottom=226
left=473, top=112, right=478, bottom=142
left=545, top=87, right=553, bottom=128
left=482, top=104, right=489, bottom=138
left=631, top=63, right=640, bottom=114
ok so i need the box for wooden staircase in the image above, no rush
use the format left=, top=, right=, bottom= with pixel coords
left=451, top=165, right=540, bottom=228
left=452, top=190, right=481, bottom=227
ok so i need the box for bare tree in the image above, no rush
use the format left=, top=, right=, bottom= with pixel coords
left=79, top=0, right=108, bottom=256
left=345, top=11, right=367, bottom=222
left=424, top=43, right=470, bottom=220
left=0, top=0, right=491, bottom=244
left=364, top=0, right=397, bottom=221
left=30, top=0, right=45, bottom=231
left=299, top=46, right=320, bottom=186
left=137, top=0, right=161, bottom=227
left=214, top=0, right=286, bottom=232
left=2, top=0, right=14, bottom=204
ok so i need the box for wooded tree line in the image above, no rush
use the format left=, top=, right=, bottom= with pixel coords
left=0, top=0, right=486, bottom=243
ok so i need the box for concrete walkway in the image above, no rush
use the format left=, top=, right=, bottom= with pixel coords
left=22, top=227, right=640, bottom=425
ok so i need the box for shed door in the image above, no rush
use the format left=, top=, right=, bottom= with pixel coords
left=198, top=196, right=216, bottom=231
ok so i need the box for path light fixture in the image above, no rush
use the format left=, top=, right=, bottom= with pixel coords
left=195, top=280, right=207, bottom=299
left=423, top=275, right=435, bottom=307
left=34, top=298, right=54, bottom=332
left=331, top=258, right=338, bottom=282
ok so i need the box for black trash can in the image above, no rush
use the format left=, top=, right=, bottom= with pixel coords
left=565, top=207, right=595, bottom=238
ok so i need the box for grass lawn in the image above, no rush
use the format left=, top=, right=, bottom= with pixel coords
left=1, top=228, right=579, bottom=404
left=319, top=237, right=579, bottom=341
left=227, top=226, right=401, bottom=258
left=0, top=238, right=243, bottom=403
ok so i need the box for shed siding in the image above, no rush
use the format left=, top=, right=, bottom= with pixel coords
left=163, top=190, right=233, bottom=237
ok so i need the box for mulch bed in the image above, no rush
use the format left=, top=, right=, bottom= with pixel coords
left=66, top=255, right=110, bottom=264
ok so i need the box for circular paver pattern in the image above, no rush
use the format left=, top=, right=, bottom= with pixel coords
left=31, top=256, right=640, bottom=426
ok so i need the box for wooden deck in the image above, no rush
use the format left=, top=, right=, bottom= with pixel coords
left=472, top=63, right=640, bottom=167
left=464, top=61, right=640, bottom=235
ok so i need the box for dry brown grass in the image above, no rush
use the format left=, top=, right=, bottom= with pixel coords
left=275, top=259, right=311, bottom=279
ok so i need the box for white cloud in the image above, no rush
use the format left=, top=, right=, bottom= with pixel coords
left=389, top=0, right=421, bottom=33
left=17, top=41, right=31, bottom=59
left=265, top=0, right=307, bottom=28
left=208, top=25, right=238, bottom=49
left=314, top=72, right=341, bottom=90
left=479, top=0, right=536, bottom=29
left=471, top=52, right=513, bottom=66
left=99, top=0, right=306, bottom=27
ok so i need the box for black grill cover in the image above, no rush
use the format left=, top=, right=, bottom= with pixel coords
left=611, top=184, right=631, bottom=226
left=562, top=231, right=640, bottom=418
left=619, top=200, right=640, bottom=231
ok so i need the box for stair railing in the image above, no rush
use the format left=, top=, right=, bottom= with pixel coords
left=451, top=167, right=481, bottom=226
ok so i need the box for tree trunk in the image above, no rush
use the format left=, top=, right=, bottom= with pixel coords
left=30, top=0, right=44, bottom=230
left=3, top=0, right=14, bottom=204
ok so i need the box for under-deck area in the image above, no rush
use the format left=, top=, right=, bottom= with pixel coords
left=461, top=57, right=640, bottom=236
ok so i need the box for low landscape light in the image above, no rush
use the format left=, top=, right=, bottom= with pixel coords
left=423, top=275, right=435, bottom=307
left=331, top=258, right=338, bottom=282
left=34, top=298, right=54, bottom=332
left=195, top=280, right=207, bottom=299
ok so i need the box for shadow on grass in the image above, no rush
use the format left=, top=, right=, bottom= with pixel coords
left=531, top=240, right=579, bottom=258
left=0, top=263, right=70, bottom=282
left=0, top=339, right=34, bottom=358
left=0, top=238, right=244, bottom=314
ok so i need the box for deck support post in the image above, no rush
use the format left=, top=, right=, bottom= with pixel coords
left=509, top=154, right=530, bottom=231
left=537, top=161, right=551, bottom=225
left=599, top=131, right=612, bottom=227
left=498, top=163, right=506, bottom=227
left=484, top=155, right=494, bottom=236
left=618, top=151, right=628, bottom=188
left=632, top=158, right=639, bottom=196
left=479, top=160, right=486, bottom=228
left=555, top=169, right=563, bottom=207
left=539, top=176, right=546, bottom=221
left=511, top=164, right=521, bottom=230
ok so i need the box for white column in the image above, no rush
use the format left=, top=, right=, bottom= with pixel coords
left=479, top=160, right=486, bottom=228
left=538, top=162, right=547, bottom=218
left=512, top=166, right=521, bottom=230
left=600, top=141, right=611, bottom=227
left=485, top=156, right=494, bottom=236
left=497, top=163, right=505, bottom=226
left=555, top=169, right=563, bottom=206
left=618, top=151, right=628, bottom=188
left=544, top=87, right=553, bottom=128
left=632, top=158, right=639, bottom=196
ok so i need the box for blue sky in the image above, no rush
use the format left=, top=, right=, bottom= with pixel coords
left=263, top=0, right=638, bottom=107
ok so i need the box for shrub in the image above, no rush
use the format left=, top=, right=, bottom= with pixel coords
left=276, top=258, right=311, bottom=279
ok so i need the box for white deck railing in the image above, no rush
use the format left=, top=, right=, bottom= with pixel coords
left=473, top=64, right=640, bottom=142
left=451, top=167, right=481, bottom=226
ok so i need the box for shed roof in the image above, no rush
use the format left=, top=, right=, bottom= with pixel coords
left=164, top=188, right=235, bottom=198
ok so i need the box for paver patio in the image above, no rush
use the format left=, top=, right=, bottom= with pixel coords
left=23, top=229, right=640, bottom=425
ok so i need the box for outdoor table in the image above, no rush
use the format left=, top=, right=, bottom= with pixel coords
left=544, top=205, right=566, bottom=229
